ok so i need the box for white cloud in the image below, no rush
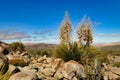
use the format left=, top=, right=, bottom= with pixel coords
left=34, top=29, right=51, bottom=35
left=96, top=33, right=120, bottom=37
left=96, top=34, right=105, bottom=36
left=0, top=30, right=30, bottom=40
left=93, top=21, right=102, bottom=25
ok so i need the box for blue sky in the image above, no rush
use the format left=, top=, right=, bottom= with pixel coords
left=0, top=0, right=120, bottom=44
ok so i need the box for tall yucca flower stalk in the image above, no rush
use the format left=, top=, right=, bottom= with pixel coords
left=77, top=16, right=86, bottom=47
left=77, top=16, right=93, bottom=47
left=86, top=17, right=93, bottom=47
left=59, top=11, right=72, bottom=49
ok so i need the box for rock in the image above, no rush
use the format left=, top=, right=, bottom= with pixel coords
left=42, top=63, right=52, bottom=68
left=21, top=52, right=30, bottom=64
left=41, top=68, right=56, bottom=76
left=0, top=46, right=3, bottom=53
left=29, top=63, right=42, bottom=69
left=46, top=58, right=53, bottom=63
left=17, top=66, right=37, bottom=73
left=109, top=66, right=120, bottom=76
left=0, top=41, right=9, bottom=55
left=37, top=56, right=46, bottom=63
left=36, top=71, right=56, bottom=80
left=54, top=68, right=63, bottom=80
left=53, top=59, right=65, bottom=79
left=0, top=54, right=9, bottom=75
left=30, top=60, right=37, bottom=64
left=52, top=58, right=64, bottom=70
left=36, top=71, right=47, bottom=79
left=8, top=65, right=16, bottom=74
left=20, top=51, right=28, bottom=56
left=1, top=65, right=16, bottom=80
left=72, top=76, right=78, bottom=80
left=102, top=63, right=120, bottom=80
left=9, top=71, right=37, bottom=80
left=63, top=78, right=69, bottom=80
left=0, top=43, right=9, bottom=48
left=55, top=60, right=85, bottom=80
left=15, top=51, right=21, bottom=55
left=104, top=71, right=119, bottom=80
left=7, top=54, right=27, bottom=66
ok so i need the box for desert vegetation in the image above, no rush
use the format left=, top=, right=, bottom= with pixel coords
left=10, top=41, right=25, bottom=53
left=55, top=12, right=106, bottom=80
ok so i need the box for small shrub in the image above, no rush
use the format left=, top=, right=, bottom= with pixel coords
left=10, top=41, right=25, bottom=52
left=36, top=50, right=41, bottom=55
left=114, top=62, right=120, bottom=68
left=41, top=50, right=49, bottom=56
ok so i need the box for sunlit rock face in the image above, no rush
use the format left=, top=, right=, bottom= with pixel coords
left=0, top=54, right=9, bottom=75
left=7, top=53, right=28, bottom=67
left=54, top=60, right=85, bottom=80
left=0, top=41, right=10, bottom=55
left=102, top=63, right=120, bottom=80
left=0, top=42, right=9, bottom=74
left=0, top=57, right=4, bottom=68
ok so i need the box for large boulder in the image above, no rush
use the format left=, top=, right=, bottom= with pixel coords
left=1, top=65, right=16, bottom=80
left=7, top=54, right=27, bottom=66
left=9, top=70, right=37, bottom=80
left=7, top=51, right=30, bottom=67
left=55, top=60, right=85, bottom=80
left=0, top=54, right=9, bottom=76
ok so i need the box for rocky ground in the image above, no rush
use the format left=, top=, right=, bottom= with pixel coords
left=1, top=54, right=85, bottom=80
left=102, top=63, right=120, bottom=80
left=0, top=41, right=120, bottom=80
left=0, top=41, right=85, bottom=80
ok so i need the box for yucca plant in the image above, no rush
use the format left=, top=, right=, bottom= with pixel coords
left=77, top=16, right=93, bottom=47
left=59, top=11, right=72, bottom=49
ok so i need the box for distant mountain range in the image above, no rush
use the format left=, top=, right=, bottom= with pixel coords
left=93, top=42, right=120, bottom=47
left=25, top=42, right=120, bottom=50
left=93, top=42, right=120, bottom=51
left=25, top=43, right=57, bottom=50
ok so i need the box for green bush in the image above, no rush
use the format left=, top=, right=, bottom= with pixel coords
left=10, top=41, right=25, bottom=52
left=41, top=50, right=49, bottom=57
left=55, top=42, right=82, bottom=62
left=84, top=46, right=109, bottom=64
left=114, top=62, right=120, bottom=68
left=56, top=42, right=110, bottom=65
left=27, top=49, right=41, bottom=58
